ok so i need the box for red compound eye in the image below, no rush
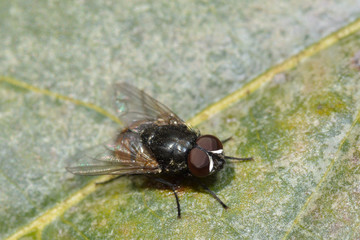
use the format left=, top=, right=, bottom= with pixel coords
left=187, top=135, right=223, bottom=177
left=187, top=148, right=210, bottom=177
left=196, top=135, right=223, bottom=151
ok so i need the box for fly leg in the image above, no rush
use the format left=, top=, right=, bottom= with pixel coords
left=198, top=181, right=228, bottom=209
left=154, top=178, right=181, bottom=218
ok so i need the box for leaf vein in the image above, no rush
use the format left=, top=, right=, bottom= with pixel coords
left=0, top=76, right=122, bottom=125
left=188, top=17, right=360, bottom=126
left=281, top=110, right=360, bottom=239
left=0, top=169, right=39, bottom=210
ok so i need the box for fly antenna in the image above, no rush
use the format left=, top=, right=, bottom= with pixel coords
left=224, top=156, right=253, bottom=161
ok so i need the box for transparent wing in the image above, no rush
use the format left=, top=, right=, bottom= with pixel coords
left=66, top=130, right=161, bottom=176
left=114, top=82, right=186, bottom=128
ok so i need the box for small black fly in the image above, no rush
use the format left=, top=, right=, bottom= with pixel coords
left=66, top=83, right=253, bottom=218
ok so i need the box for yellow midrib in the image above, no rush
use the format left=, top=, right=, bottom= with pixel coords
left=5, top=176, right=111, bottom=240
left=2, top=16, right=360, bottom=240
left=188, top=17, right=360, bottom=126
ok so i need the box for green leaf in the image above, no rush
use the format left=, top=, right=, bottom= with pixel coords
left=1, top=1, right=360, bottom=239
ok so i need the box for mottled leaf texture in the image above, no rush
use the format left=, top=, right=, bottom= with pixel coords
left=1, top=0, right=360, bottom=239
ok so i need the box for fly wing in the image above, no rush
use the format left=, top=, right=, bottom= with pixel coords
left=66, top=130, right=161, bottom=176
left=114, top=82, right=186, bottom=129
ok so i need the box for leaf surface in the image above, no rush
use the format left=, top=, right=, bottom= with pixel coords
left=1, top=1, right=360, bottom=239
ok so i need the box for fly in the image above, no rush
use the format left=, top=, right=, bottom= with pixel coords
left=66, top=82, right=253, bottom=218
